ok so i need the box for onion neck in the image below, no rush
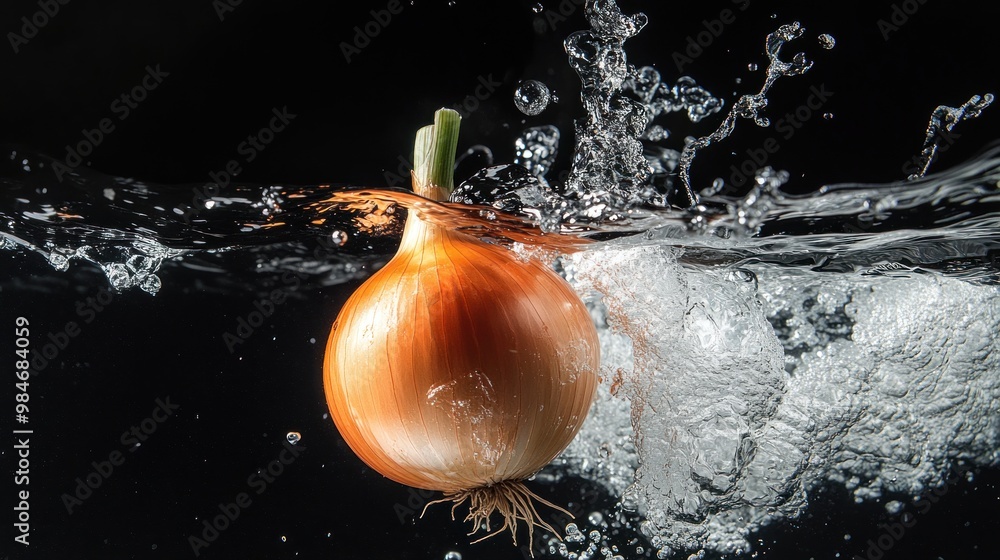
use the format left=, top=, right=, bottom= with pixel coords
left=398, top=108, right=463, bottom=253
left=412, top=108, right=461, bottom=202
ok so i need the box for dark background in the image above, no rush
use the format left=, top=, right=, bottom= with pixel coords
left=2, top=1, right=999, bottom=559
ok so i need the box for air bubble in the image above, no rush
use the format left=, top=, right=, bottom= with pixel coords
left=885, top=500, right=904, bottom=514
left=565, top=523, right=586, bottom=543
left=514, top=80, right=551, bottom=116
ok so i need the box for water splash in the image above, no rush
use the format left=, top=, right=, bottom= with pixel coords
left=906, top=93, right=995, bottom=180
left=677, top=22, right=814, bottom=207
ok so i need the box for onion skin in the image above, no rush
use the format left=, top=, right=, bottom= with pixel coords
left=323, top=212, right=600, bottom=493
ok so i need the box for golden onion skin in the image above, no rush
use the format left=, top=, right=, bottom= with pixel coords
left=324, top=215, right=600, bottom=493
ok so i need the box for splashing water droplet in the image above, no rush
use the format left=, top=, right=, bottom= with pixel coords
left=514, top=80, right=552, bottom=116
left=286, top=431, right=302, bottom=445
left=818, top=33, right=836, bottom=49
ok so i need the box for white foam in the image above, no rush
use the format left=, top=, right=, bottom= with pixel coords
left=557, top=241, right=1000, bottom=554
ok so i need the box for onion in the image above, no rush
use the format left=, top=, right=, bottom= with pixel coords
left=323, top=109, right=600, bottom=546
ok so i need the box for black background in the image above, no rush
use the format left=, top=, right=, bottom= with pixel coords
left=2, top=1, right=999, bottom=559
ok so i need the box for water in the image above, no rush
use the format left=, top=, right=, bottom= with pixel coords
left=2, top=1, right=998, bottom=559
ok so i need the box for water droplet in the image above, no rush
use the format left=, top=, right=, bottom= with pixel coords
left=48, top=252, right=69, bottom=271
left=823, top=112, right=834, bottom=120
left=280, top=535, right=287, bottom=543
left=330, top=230, right=348, bottom=247
left=643, top=125, right=669, bottom=142
left=444, top=552, right=463, bottom=560
left=106, top=263, right=132, bottom=289
left=747, top=63, right=759, bottom=71
left=514, top=125, right=560, bottom=177
left=139, top=274, right=162, bottom=295
left=818, top=33, right=836, bottom=49
left=514, top=80, right=551, bottom=116
left=286, top=431, right=302, bottom=445
left=588, top=511, right=604, bottom=526
left=532, top=2, right=543, bottom=13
